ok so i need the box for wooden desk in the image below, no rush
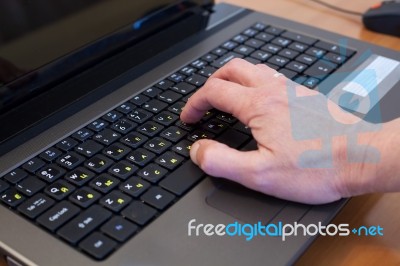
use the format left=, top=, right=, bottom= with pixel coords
left=215, top=0, right=400, bottom=265
left=1, top=1, right=399, bottom=265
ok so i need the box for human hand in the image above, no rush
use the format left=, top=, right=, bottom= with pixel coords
left=180, top=58, right=382, bottom=204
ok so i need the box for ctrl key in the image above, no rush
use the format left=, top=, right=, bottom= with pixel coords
left=37, top=201, right=80, bottom=231
left=79, top=232, right=117, bottom=260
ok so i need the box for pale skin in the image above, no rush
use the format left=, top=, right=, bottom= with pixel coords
left=180, top=58, right=400, bottom=204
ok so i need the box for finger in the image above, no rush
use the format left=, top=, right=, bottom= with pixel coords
left=181, top=77, right=257, bottom=124
left=190, top=139, right=270, bottom=184
left=211, top=58, right=277, bottom=87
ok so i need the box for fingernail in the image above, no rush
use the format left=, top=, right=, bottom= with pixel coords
left=190, top=142, right=200, bottom=165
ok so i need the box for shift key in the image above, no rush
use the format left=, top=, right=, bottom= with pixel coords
left=57, top=205, right=112, bottom=244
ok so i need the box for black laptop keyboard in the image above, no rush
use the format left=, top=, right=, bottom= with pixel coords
left=0, top=22, right=355, bottom=260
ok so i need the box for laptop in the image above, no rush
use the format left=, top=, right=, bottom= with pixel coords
left=0, top=0, right=399, bottom=265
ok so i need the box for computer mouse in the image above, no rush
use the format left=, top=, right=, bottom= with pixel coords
left=362, top=1, right=400, bottom=37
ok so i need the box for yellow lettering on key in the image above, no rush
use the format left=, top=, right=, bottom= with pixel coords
left=117, top=198, right=124, bottom=204
left=117, top=149, right=124, bottom=153
left=61, top=187, right=69, bottom=193
left=87, top=194, right=94, bottom=199
left=136, top=183, right=144, bottom=188
left=171, top=159, right=178, bottom=164
left=15, top=194, right=22, bottom=200
left=81, top=174, right=88, bottom=179
left=125, top=167, right=132, bottom=171
left=105, top=180, right=113, bottom=186
left=155, top=170, right=161, bottom=175
left=99, top=161, right=105, bottom=166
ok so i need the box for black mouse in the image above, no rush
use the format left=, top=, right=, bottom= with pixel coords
left=362, top=1, right=400, bottom=37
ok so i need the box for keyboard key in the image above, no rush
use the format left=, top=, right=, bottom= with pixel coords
left=285, top=61, right=307, bottom=73
left=242, top=28, right=258, bottom=37
left=102, top=110, right=123, bottom=123
left=155, top=151, right=184, bottom=170
left=130, top=94, right=150, bottom=106
left=89, top=174, right=120, bottom=194
left=22, top=157, right=45, bottom=173
left=198, top=66, right=217, bottom=77
left=296, top=54, right=317, bottom=65
left=56, top=137, right=79, bottom=151
left=57, top=152, right=85, bottom=170
left=122, top=201, right=157, bottom=226
left=281, top=31, right=317, bottom=45
left=102, top=143, right=131, bottom=160
left=143, top=87, right=162, bottom=98
left=127, top=108, right=152, bottom=123
left=37, top=201, right=80, bottom=231
left=111, top=119, right=136, bottom=134
left=45, top=180, right=75, bottom=200
left=144, top=137, right=172, bottom=154
left=170, top=82, right=196, bottom=95
left=16, top=176, right=46, bottom=196
left=245, top=38, right=265, bottom=49
left=155, top=79, right=174, bottom=90
left=101, top=216, right=138, bottom=242
left=137, top=163, right=168, bottom=183
left=304, top=60, right=337, bottom=78
left=39, top=147, right=63, bottom=162
left=119, top=177, right=150, bottom=197
left=120, top=132, right=148, bottom=148
left=65, top=167, right=95, bottom=186
left=160, top=161, right=204, bottom=196
left=271, top=37, right=291, bottom=47
left=36, top=164, right=65, bottom=182
left=75, top=140, right=104, bottom=157
left=79, top=232, right=117, bottom=260
left=186, top=74, right=207, bottom=87
left=234, top=45, right=255, bottom=56
left=278, top=48, right=299, bottom=60
left=108, top=161, right=138, bottom=180
left=57, top=205, right=112, bottom=244
left=216, top=128, right=250, bottom=149
left=116, top=102, right=135, bottom=114
left=323, top=52, right=347, bottom=64
left=203, top=119, right=228, bottom=134
left=211, top=47, right=227, bottom=56
left=211, top=52, right=243, bottom=68
left=153, top=111, right=178, bottom=126
left=252, top=22, right=267, bottom=31
left=0, top=189, right=25, bottom=207
left=279, top=68, right=297, bottom=80
left=93, top=129, right=121, bottom=145
left=267, top=55, right=289, bottom=67
left=142, top=100, right=168, bottom=113
left=303, top=77, right=320, bottom=89
left=137, top=121, right=164, bottom=137
left=265, top=26, right=284, bottom=35
left=18, top=193, right=55, bottom=219
left=87, top=119, right=109, bottom=132
left=314, top=40, right=355, bottom=57
left=168, top=101, right=185, bottom=115
left=180, top=66, right=197, bottom=76
left=4, top=169, right=27, bottom=184
left=160, top=126, right=187, bottom=142
left=141, top=187, right=176, bottom=210
left=172, top=140, right=193, bottom=157
left=0, top=179, right=10, bottom=194
left=261, top=43, right=281, bottom=54
left=69, top=187, right=101, bottom=208
left=126, top=148, right=155, bottom=167
left=100, top=191, right=132, bottom=212
left=158, top=90, right=182, bottom=104
left=221, top=40, right=238, bottom=50
left=188, top=130, right=215, bottom=142
left=250, top=50, right=271, bottom=61
left=305, top=47, right=326, bottom=58
left=85, top=155, right=114, bottom=173
left=288, top=42, right=309, bottom=52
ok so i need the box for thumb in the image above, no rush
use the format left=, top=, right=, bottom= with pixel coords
left=190, top=139, right=266, bottom=184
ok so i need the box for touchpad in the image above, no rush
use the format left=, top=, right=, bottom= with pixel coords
left=206, top=180, right=287, bottom=224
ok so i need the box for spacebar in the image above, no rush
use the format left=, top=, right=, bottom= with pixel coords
left=159, top=161, right=205, bottom=196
